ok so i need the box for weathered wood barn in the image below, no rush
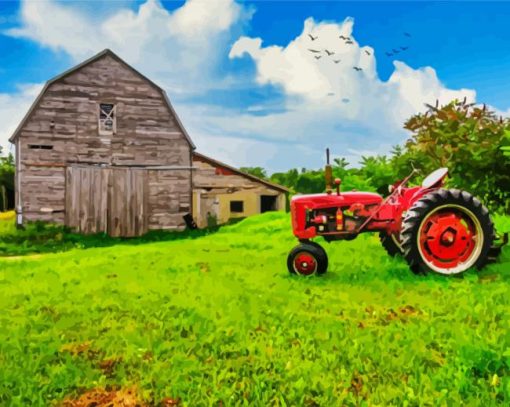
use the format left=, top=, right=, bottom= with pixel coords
left=10, top=49, right=287, bottom=236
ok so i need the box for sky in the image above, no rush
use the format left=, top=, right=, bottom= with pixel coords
left=1, top=0, right=510, bottom=172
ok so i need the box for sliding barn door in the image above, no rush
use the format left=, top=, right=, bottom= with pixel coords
left=65, top=166, right=109, bottom=234
left=66, top=166, right=148, bottom=237
left=108, top=168, right=148, bottom=237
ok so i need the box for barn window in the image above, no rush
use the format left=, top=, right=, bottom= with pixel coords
left=28, top=144, right=53, bottom=150
left=230, top=201, right=244, bottom=213
left=98, top=103, right=116, bottom=135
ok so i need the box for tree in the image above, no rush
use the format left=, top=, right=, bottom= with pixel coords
left=0, top=148, right=15, bottom=211
left=403, top=99, right=510, bottom=212
left=239, top=166, right=268, bottom=180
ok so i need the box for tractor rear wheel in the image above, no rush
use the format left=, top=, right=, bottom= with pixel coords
left=401, top=189, right=494, bottom=275
left=379, top=232, right=403, bottom=257
left=287, top=242, right=328, bottom=276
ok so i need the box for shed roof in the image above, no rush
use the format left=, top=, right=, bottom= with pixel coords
left=193, top=152, right=290, bottom=193
left=9, top=49, right=195, bottom=149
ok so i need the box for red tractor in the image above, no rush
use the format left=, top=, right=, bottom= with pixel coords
left=287, top=149, right=507, bottom=276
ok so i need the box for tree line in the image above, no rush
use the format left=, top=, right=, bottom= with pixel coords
left=1, top=99, right=509, bottom=213
left=241, top=100, right=510, bottom=213
left=0, top=149, right=14, bottom=211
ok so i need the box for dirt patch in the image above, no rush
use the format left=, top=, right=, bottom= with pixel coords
left=98, top=357, right=123, bottom=376
left=59, top=341, right=102, bottom=360
left=61, top=386, right=145, bottom=407
left=196, top=262, right=210, bottom=273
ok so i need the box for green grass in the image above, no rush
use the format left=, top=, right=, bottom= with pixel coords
left=0, top=211, right=509, bottom=405
left=0, top=211, right=239, bottom=257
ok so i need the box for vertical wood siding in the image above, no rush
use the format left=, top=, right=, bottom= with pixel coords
left=65, top=166, right=150, bottom=236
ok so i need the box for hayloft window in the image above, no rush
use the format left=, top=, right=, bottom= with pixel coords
left=29, top=144, right=53, bottom=150
left=98, top=103, right=116, bottom=135
left=230, top=201, right=244, bottom=213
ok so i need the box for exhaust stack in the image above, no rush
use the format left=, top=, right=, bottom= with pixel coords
left=325, top=148, right=332, bottom=195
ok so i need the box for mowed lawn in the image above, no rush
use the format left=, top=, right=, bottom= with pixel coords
left=0, top=212, right=509, bottom=406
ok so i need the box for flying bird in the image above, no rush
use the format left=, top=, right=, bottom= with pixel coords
left=328, top=92, right=335, bottom=96
left=385, top=52, right=393, bottom=57
left=339, top=35, right=351, bottom=40
left=314, top=55, right=322, bottom=60
left=404, top=32, right=411, bottom=37
left=353, top=66, right=362, bottom=71
left=392, top=48, right=400, bottom=54
left=400, top=46, right=409, bottom=51
left=364, top=50, right=371, bottom=56
left=308, top=34, right=318, bottom=41
left=308, top=48, right=321, bottom=53
left=342, top=98, right=350, bottom=103
left=345, top=40, right=354, bottom=45
left=325, top=49, right=335, bottom=56
left=333, top=59, right=341, bottom=64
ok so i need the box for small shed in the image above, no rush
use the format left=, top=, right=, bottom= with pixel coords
left=192, top=152, right=289, bottom=228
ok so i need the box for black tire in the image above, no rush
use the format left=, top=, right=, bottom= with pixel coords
left=287, top=242, right=328, bottom=276
left=401, top=189, right=494, bottom=275
left=303, top=240, right=329, bottom=270
left=379, top=232, right=403, bottom=257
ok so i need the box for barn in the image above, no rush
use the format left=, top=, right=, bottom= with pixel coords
left=10, top=49, right=287, bottom=236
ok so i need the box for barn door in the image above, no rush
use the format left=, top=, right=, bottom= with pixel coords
left=108, top=168, right=148, bottom=237
left=65, top=166, right=109, bottom=234
left=66, top=166, right=148, bottom=237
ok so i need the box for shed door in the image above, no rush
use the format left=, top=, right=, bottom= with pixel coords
left=65, top=166, right=148, bottom=237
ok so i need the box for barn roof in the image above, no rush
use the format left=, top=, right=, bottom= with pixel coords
left=9, top=49, right=196, bottom=149
left=193, top=152, right=290, bottom=193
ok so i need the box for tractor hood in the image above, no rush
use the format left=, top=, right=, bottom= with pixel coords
left=291, top=191, right=383, bottom=209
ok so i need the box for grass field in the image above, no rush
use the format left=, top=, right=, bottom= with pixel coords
left=0, top=211, right=509, bottom=406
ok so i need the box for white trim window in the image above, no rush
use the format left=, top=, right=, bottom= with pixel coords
left=98, top=103, right=116, bottom=135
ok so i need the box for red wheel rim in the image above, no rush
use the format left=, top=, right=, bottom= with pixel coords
left=418, top=205, right=483, bottom=274
left=293, top=252, right=318, bottom=275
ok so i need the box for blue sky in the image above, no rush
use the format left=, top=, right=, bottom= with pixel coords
left=1, top=1, right=509, bottom=171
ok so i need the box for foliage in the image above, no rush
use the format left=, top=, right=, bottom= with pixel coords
left=502, top=129, right=510, bottom=159
left=0, top=148, right=15, bottom=210
left=239, top=166, right=268, bottom=180
left=0, top=212, right=509, bottom=405
left=0, top=211, right=237, bottom=257
left=403, top=99, right=510, bottom=212
left=265, top=101, right=510, bottom=214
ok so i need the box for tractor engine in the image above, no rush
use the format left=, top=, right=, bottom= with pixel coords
left=290, top=192, right=383, bottom=240
left=307, top=204, right=376, bottom=237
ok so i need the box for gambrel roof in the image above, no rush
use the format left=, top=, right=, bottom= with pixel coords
left=9, top=49, right=196, bottom=149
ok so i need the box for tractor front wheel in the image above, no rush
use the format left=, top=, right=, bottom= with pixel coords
left=401, top=189, right=494, bottom=275
left=287, top=242, right=328, bottom=276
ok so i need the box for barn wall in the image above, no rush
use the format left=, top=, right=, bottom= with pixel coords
left=21, top=165, right=66, bottom=223
left=15, top=54, right=192, bottom=231
left=148, top=169, right=191, bottom=231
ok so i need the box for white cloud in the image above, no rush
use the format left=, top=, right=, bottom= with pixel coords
left=0, top=83, right=44, bottom=154
left=7, top=0, right=249, bottom=94
left=222, top=16, right=478, bottom=169
left=4, top=2, right=482, bottom=171
left=229, top=17, right=475, bottom=124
